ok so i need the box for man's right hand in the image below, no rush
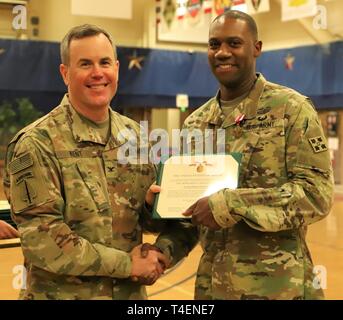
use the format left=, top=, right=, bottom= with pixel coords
left=145, top=184, right=161, bottom=207
left=130, top=243, right=168, bottom=285
left=0, top=220, right=19, bottom=239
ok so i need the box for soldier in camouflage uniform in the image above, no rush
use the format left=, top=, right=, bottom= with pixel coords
left=3, top=25, right=197, bottom=299
left=182, top=11, right=334, bottom=299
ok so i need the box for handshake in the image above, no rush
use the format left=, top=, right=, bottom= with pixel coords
left=129, top=242, right=169, bottom=285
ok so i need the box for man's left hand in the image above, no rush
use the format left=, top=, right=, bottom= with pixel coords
left=140, top=243, right=168, bottom=270
left=130, top=243, right=168, bottom=285
left=182, top=196, right=221, bottom=230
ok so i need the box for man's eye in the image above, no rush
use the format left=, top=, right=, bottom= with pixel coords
left=80, top=62, right=90, bottom=67
left=230, top=41, right=241, bottom=47
left=209, top=41, right=220, bottom=48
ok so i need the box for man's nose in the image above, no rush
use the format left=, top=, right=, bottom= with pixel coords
left=91, top=64, right=103, bottom=78
left=215, top=43, right=232, bottom=59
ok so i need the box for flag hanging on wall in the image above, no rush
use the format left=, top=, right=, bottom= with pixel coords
left=187, top=0, right=203, bottom=18
left=176, top=0, right=187, bottom=19
left=203, top=0, right=213, bottom=14
left=163, top=0, right=177, bottom=27
left=281, top=0, right=317, bottom=22
left=213, top=0, right=247, bottom=17
left=246, top=0, right=270, bottom=14
left=186, top=0, right=204, bottom=24
left=157, top=0, right=212, bottom=43
left=213, top=0, right=233, bottom=16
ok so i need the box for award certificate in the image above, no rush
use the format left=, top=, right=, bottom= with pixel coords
left=153, top=153, right=241, bottom=219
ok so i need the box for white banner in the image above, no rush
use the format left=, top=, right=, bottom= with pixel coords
left=246, top=0, right=270, bottom=14
left=281, top=0, right=317, bottom=22
left=71, top=0, right=132, bottom=20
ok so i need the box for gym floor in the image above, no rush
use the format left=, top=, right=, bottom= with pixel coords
left=0, top=186, right=342, bottom=300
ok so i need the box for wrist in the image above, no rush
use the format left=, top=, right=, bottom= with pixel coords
left=144, top=201, right=153, bottom=212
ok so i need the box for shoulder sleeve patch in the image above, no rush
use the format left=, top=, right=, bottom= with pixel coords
left=308, top=136, right=328, bottom=153
left=8, top=150, right=53, bottom=214
left=9, top=152, right=34, bottom=174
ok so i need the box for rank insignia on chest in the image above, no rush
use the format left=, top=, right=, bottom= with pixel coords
left=309, top=136, right=328, bottom=153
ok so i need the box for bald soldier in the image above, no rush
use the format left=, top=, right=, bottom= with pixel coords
left=181, top=11, right=334, bottom=299
left=3, top=24, right=197, bottom=300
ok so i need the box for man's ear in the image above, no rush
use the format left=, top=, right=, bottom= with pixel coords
left=254, top=40, right=262, bottom=58
left=115, top=60, right=119, bottom=82
left=59, top=64, right=69, bottom=86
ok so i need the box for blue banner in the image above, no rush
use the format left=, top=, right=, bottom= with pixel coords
left=0, top=39, right=342, bottom=111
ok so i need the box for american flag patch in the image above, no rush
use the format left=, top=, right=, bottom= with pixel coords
left=9, top=152, right=34, bottom=174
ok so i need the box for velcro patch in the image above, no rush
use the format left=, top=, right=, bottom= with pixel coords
left=308, top=136, right=328, bottom=153
left=9, top=152, right=34, bottom=174
left=16, top=171, right=34, bottom=185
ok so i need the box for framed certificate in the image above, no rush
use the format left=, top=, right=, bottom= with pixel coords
left=153, top=153, right=241, bottom=219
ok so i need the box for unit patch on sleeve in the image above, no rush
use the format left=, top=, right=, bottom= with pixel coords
left=308, top=136, right=328, bottom=153
left=9, top=152, right=40, bottom=212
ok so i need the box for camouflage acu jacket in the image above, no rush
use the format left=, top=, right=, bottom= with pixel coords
left=183, top=74, right=334, bottom=300
left=3, top=95, right=197, bottom=300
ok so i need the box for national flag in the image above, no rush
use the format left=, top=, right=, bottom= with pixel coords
left=246, top=0, right=270, bottom=14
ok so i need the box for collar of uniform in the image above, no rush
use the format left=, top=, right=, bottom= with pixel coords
left=221, top=73, right=266, bottom=128
left=63, top=95, right=110, bottom=145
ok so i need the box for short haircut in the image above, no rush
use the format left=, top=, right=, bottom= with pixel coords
left=211, top=10, right=258, bottom=40
left=60, top=24, right=117, bottom=65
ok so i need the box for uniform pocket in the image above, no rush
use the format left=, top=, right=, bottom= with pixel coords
left=236, top=120, right=286, bottom=188
left=76, top=162, right=110, bottom=213
left=104, top=158, right=154, bottom=210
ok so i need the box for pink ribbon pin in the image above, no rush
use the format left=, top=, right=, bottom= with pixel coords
left=235, top=114, right=245, bottom=125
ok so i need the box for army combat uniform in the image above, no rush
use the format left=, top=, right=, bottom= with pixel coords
left=183, top=74, right=334, bottom=300
left=3, top=95, right=197, bottom=300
